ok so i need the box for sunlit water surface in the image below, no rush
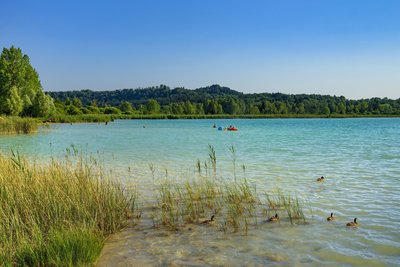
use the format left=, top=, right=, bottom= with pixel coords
left=1, top=118, right=399, bottom=266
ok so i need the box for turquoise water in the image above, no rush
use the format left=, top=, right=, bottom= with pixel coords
left=1, top=118, right=400, bottom=266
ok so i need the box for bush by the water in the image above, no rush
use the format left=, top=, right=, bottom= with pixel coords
left=0, top=151, right=137, bottom=266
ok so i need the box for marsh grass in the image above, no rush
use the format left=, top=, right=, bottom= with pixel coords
left=150, top=147, right=308, bottom=233
left=0, top=116, right=38, bottom=134
left=0, top=151, right=138, bottom=266
left=1, top=144, right=309, bottom=264
left=208, top=145, right=217, bottom=177
left=264, top=191, right=307, bottom=225
left=151, top=176, right=307, bottom=233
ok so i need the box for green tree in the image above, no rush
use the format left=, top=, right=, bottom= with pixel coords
left=337, top=102, right=346, bottom=114
left=104, top=106, right=121, bottom=114
left=171, top=102, right=184, bottom=114
left=31, top=90, right=55, bottom=117
left=0, top=46, right=53, bottom=117
left=146, top=99, right=160, bottom=114
left=65, top=105, right=82, bottom=115
left=248, top=104, right=260, bottom=114
left=119, top=101, right=133, bottom=114
left=5, top=86, right=23, bottom=115
left=223, top=98, right=239, bottom=114
left=183, top=100, right=196, bottom=114
left=0, top=46, right=42, bottom=115
left=72, top=97, right=82, bottom=108
left=297, top=103, right=305, bottom=114
left=360, top=101, right=369, bottom=114
left=322, top=104, right=331, bottom=115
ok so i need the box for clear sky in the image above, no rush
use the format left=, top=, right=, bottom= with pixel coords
left=1, top=0, right=399, bottom=99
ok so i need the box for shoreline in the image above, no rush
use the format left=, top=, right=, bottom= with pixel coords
left=42, top=113, right=400, bottom=124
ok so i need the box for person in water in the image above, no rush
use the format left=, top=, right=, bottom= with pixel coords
left=213, top=123, right=216, bottom=128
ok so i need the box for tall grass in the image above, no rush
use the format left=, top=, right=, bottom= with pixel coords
left=208, top=145, right=217, bottom=177
left=0, top=144, right=308, bottom=264
left=265, top=191, right=306, bottom=225
left=151, top=177, right=307, bottom=233
left=0, top=151, right=138, bottom=266
left=0, top=116, right=38, bottom=134
left=150, top=146, right=308, bottom=233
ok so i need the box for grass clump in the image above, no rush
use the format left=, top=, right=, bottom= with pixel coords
left=152, top=176, right=304, bottom=233
left=0, top=151, right=138, bottom=266
left=265, top=190, right=307, bottom=225
left=0, top=116, right=38, bottom=134
left=150, top=147, right=308, bottom=233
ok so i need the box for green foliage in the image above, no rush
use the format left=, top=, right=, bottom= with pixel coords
left=65, top=105, right=82, bottom=115
left=72, top=97, right=83, bottom=108
left=119, top=101, right=134, bottom=114
left=104, top=106, right=121, bottom=114
left=5, top=86, right=23, bottom=115
left=0, top=46, right=54, bottom=117
left=48, top=84, right=400, bottom=116
left=146, top=99, right=160, bottom=114
left=31, top=90, right=56, bottom=117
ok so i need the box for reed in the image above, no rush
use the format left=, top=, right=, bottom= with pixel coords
left=0, top=116, right=38, bottom=134
left=208, top=144, right=217, bottom=177
left=264, top=191, right=306, bottom=225
left=229, top=145, right=237, bottom=182
left=152, top=176, right=266, bottom=233
left=149, top=147, right=308, bottom=233
left=0, top=151, right=138, bottom=266
left=1, top=144, right=309, bottom=264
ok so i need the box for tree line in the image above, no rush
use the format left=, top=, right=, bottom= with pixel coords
left=49, top=85, right=400, bottom=116
left=1, top=46, right=399, bottom=118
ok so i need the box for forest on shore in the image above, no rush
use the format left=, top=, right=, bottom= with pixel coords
left=49, top=85, right=400, bottom=117
left=1, top=46, right=400, bottom=119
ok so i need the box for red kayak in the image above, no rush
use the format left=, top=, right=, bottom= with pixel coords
left=227, top=127, right=238, bottom=131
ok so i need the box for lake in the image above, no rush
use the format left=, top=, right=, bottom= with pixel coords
left=1, top=118, right=399, bottom=266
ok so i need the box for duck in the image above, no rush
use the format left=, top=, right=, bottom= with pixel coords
left=317, top=176, right=325, bottom=182
left=268, top=213, right=279, bottom=222
left=201, top=215, right=215, bottom=224
left=327, top=212, right=334, bottom=221
left=346, top=218, right=359, bottom=227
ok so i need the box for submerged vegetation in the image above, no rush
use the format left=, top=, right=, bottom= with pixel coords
left=0, top=116, right=38, bottom=134
left=0, top=151, right=138, bottom=266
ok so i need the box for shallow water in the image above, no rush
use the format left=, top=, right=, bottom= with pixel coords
left=1, top=118, right=399, bottom=266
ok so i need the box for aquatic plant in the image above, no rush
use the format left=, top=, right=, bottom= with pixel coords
left=208, top=144, right=217, bottom=177
left=264, top=191, right=306, bottom=225
left=229, top=145, right=237, bottom=182
left=148, top=146, right=308, bottom=233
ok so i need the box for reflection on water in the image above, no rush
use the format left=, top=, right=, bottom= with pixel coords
left=1, top=118, right=400, bottom=266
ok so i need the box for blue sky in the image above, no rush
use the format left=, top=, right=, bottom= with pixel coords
left=1, top=0, right=399, bottom=99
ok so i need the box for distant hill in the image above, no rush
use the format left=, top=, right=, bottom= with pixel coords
left=48, top=84, right=400, bottom=115
left=48, top=84, right=242, bottom=106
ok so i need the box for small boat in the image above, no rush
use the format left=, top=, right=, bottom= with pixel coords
left=227, top=127, right=238, bottom=131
